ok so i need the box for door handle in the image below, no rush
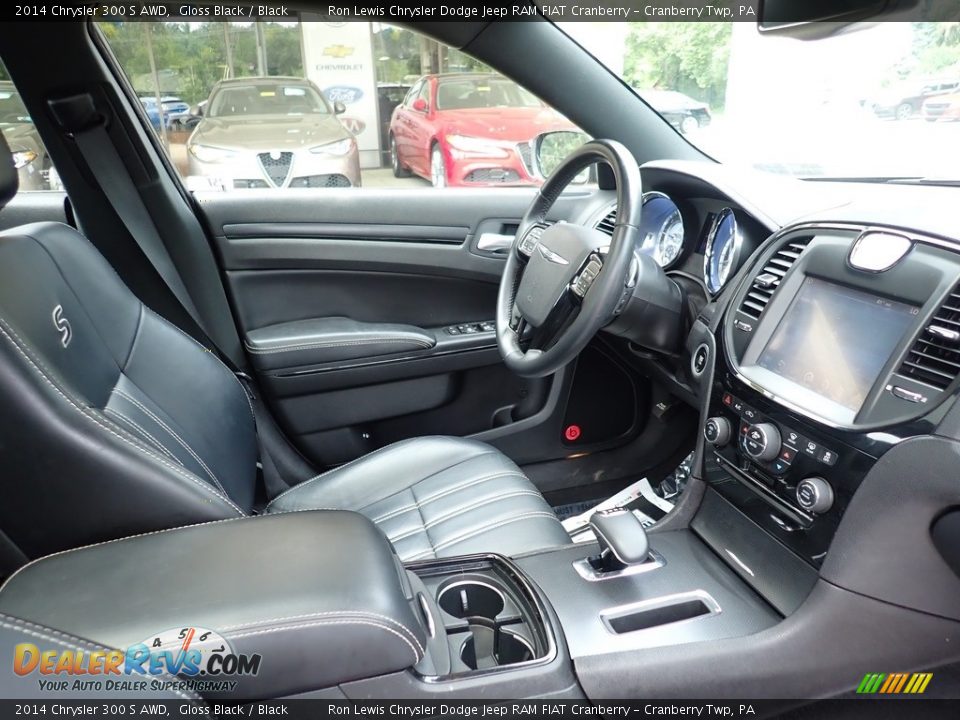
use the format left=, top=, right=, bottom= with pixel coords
left=476, top=233, right=515, bottom=253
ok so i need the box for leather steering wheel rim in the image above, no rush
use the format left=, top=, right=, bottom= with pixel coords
left=496, top=139, right=642, bottom=378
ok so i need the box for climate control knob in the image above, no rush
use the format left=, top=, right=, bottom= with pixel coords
left=796, top=477, right=834, bottom=514
left=704, top=417, right=731, bottom=446
left=744, top=422, right=781, bottom=462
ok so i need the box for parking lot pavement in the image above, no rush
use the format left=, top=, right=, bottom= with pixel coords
left=166, top=140, right=429, bottom=189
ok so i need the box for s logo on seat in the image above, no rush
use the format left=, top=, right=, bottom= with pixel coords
left=52, top=305, right=72, bottom=348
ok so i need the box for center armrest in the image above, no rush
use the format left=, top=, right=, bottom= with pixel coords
left=0, top=511, right=427, bottom=698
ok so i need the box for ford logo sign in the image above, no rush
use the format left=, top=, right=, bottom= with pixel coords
left=325, top=86, right=364, bottom=105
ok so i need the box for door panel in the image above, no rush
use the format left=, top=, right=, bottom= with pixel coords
left=198, top=187, right=647, bottom=474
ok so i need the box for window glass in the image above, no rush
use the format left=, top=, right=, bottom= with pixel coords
left=0, top=62, right=60, bottom=192
left=97, top=20, right=581, bottom=191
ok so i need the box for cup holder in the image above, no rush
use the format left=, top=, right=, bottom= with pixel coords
left=437, top=581, right=505, bottom=621
left=460, top=628, right=534, bottom=670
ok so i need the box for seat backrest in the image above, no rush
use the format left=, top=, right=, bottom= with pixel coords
left=0, top=139, right=255, bottom=559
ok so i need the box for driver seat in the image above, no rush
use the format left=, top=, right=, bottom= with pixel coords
left=0, top=136, right=571, bottom=562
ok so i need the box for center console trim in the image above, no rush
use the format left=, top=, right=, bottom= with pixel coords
left=598, top=589, right=722, bottom=636
left=572, top=548, right=666, bottom=582
left=405, top=553, right=559, bottom=684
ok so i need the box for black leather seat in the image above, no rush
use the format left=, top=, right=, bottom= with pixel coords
left=0, top=136, right=570, bottom=561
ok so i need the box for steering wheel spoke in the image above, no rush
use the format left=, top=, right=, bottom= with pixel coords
left=527, top=294, right=579, bottom=352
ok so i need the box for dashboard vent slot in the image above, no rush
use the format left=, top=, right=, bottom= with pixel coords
left=739, top=237, right=812, bottom=320
left=595, top=207, right=617, bottom=237
left=898, top=284, right=960, bottom=390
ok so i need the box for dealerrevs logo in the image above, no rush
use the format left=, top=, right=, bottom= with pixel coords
left=14, top=626, right=261, bottom=692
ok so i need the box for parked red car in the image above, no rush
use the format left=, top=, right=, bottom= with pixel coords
left=389, top=73, right=577, bottom=187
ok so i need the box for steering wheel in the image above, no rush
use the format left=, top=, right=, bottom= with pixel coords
left=496, top=139, right=641, bottom=378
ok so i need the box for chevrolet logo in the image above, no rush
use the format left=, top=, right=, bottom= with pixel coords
left=323, top=44, right=354, bottom=59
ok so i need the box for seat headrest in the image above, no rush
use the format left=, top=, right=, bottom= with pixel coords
left=0, top=131, right=19, bottom=211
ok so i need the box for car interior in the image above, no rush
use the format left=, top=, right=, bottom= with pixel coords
left=1, top=6, right=960, bottom=707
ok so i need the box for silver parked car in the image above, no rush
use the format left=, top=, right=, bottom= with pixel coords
left=186, top=77, right=361, bottom=190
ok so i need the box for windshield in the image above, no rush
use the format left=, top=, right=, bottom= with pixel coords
left=563, top=21, right=960, bottom=180
left=209, top=83, right=330, bottom=118
left=436, top=77, right=543, bottom=111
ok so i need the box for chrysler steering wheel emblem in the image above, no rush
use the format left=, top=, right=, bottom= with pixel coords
left=537, top=244, right=569, bottom=265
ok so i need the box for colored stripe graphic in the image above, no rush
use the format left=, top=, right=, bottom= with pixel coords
left=857, top=672, right=932, bottom=694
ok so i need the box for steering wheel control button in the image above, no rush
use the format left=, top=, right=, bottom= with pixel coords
left=744, top=422, right=781, bottom=462
left=518, top=224, right=546, bottom=256
left=704, top=417, right=731, bottom=446
left=691, top=343, right=709, bottom=377
left=796, top=477, right=834, bottom=514
left=572, top=256, right=603, bottom=298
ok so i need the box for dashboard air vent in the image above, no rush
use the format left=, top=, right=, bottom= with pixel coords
left=739, top=237, right=812, bottom=320
left=898, top=284, right=960, bottom=390
left=595, top=206, right=617, bottom=237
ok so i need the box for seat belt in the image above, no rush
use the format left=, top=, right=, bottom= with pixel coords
left=49, top=93, right=313, bottom=499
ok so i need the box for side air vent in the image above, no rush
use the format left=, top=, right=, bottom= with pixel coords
left=898, top=284, right=960, bottom=390
left=595, top=206, right=617, bottom=237
left=739, top=237, right=812, bottom=320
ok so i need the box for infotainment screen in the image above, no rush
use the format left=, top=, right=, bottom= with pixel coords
left=757, top=277, right=918, bottom=413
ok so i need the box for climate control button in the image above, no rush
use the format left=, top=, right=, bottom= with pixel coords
left=744, top=422, right=781, bottom=462
left=796, top=477, right=834, bottom=514
left=704, top=417, right=731, bottom=446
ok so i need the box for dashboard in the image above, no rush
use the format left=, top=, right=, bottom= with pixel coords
left=559, top=160, right=960, bottom=606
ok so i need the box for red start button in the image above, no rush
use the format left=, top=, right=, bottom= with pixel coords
left=564, top=425, right=582, bottom=442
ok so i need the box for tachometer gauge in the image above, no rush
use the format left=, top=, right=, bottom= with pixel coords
left=704, top=208, right=741, bottom=294
left=640, top=192, right=685, bottom=268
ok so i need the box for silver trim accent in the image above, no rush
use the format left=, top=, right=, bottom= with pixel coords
left=572, top=548, right=666, bottom=582
left=703, top=207, right=743, bottom=294
left=416, top=591, right=436, bottom=639
left=476, top=232, right=515, bottom=252
left=848, top=230, right=913, bottom=272
left=599, top=590, right=721, bottom=636
left=435, top=579, right=506, bottom=620
left=928, top=325, right=960, bottom=343
left=691, top=342, right=710, bottom=378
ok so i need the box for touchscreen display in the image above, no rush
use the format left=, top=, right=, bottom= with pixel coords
left=757, top=277, right=917, bottom=412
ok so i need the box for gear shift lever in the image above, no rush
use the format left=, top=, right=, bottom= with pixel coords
left=588, top=507, right=650, bottom=573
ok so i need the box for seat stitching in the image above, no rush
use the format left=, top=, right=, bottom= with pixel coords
left=114, top=388, right=228, bottom=496
left=0, top=318, right=244, bottom=517
left=409, top=486, right=436, bottom=560
left=423, top=490, right=543, bottom=530
left=144, top=307, right=256, bottom=424
left=432, top=511, right=559, bottom=552
left=0, top=616, right=199, bottom=701
left=415, top=470, right=527, bottom=507
left=104, top=407, right=183, bottom=465
left=218, top=611, right=424, bottom=654
left=245, top=338, right=433, bottom=354
left=226, top=619, right=420, bottom=663
left=267, top=437, right=432, bottom=508
left=369, top=503, right=417, bottom=523
left=268, top=443, right=500, bottom=510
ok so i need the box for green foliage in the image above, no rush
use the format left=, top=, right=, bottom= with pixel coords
left=100, top=22, right=304, bottom=105
left=907, top=22, right=960, bottom=78
left=622, top=22, right=732, bottom=110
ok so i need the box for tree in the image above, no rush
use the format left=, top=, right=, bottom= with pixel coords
left=622, top=22, right=732, bottom=110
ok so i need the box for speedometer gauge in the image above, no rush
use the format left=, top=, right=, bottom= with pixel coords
left=704, top=208, right=741, bottom=294
left=640, top=192, right=685, bottom=268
